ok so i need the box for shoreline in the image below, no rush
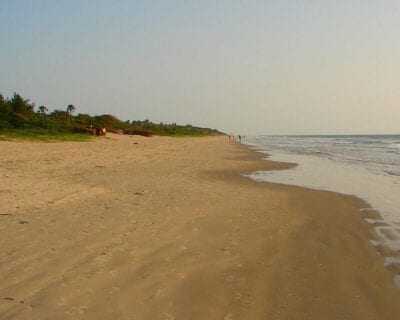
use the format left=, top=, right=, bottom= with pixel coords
left=1, top=135, right=400, bottom=319
left=241, top=143, right=400, bottom=285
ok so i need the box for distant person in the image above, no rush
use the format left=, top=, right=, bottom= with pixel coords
left=238, top=135, right=242, bottom=142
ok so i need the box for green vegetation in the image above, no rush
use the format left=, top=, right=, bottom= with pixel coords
left=0, top=92, right=224, bottom=141
left=0, top=129, right=90, bottom=142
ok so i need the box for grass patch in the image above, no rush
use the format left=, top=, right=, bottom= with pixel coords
left=0, top=129, right=92, bottom=142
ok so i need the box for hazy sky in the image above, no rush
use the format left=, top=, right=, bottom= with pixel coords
left=1, top=0, right=399, bottom=134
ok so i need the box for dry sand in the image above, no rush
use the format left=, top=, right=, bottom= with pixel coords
left=1, top=134, right=400, bottom=319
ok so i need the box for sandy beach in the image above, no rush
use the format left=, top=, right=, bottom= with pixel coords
left=1, top=135, right=400, bottom=320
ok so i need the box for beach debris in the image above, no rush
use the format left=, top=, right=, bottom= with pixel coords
left=3, top=297, right=15, bottom=301
left=134, top=192, right=144, bottom=196
left=18, top=220, right=29, bottom=224
left=95, top=165, right=106, bottom=168
left=0, top=213, right=12, bottom=216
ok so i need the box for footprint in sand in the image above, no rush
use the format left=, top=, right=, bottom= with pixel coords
left=109, top=286, right=120, bottom=294
left=68, top=305, right=87, bottom=315
left=57, top=297, right=67, bottom=306
left=224, top=313, right=234, bottom=320
left=235, top=292, right=242, bottom=300
left=163, top=313, right=175, bottom=320
left=155, top=288, right=164, bottom=297
left=177, top=273, right=186, bottom=279
left=225, top=275, right=234, bottom=282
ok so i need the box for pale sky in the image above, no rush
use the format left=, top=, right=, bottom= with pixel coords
left=1, top=0, right=399, bottom=135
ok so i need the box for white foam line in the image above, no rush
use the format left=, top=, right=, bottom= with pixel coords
left=394, top=275, right=400, bottom=288
left=365, top=218, right=385, bottom=224
left=384, top=257, right=400, bottom=267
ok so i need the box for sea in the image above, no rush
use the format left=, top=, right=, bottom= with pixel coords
left=243, top=134, right=400, bottom=285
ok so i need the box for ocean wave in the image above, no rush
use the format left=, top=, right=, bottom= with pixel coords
left=384, top=170, right=400, bottom=177
left=389, top=143, right=400, bottom=149
left=245, top=135, right=400, bottom=165
left=302, top=149, right=335, bottom=157
left=333, top=139, right=356, bottom=144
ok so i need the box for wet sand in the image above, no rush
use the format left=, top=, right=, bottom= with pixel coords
left=1, top=135, right=400, bottom=319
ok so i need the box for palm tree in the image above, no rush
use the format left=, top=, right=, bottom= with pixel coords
left=67, top=104, right=76, bottom=115
left=38, top=105, right=48, bottom=114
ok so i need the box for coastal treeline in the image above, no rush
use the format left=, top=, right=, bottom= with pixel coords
left=0, top=92, right=223, bottom=137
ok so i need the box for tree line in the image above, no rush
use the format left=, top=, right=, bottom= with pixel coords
left=0, top=92, right=223, bottom=136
